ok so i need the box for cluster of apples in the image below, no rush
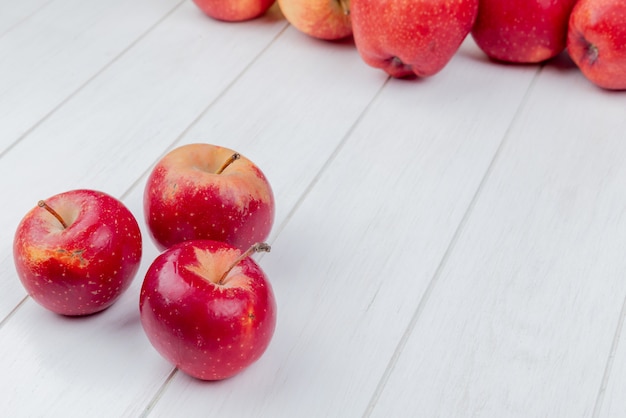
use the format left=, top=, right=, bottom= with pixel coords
left=13, top=143, right=277, bottom=381
left=192, top=0, right=626, bottom=90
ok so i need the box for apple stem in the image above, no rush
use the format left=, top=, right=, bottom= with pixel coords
left=586, top=44, right=599, bottom=65
left=218, top=242, right=271, bottom=285
left=215, top=153, right=241, bottom=175
left=38, top=200, right=68, bottom=229
left=338, top=0, right=350, bottom=15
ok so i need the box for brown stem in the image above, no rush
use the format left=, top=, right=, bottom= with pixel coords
left=338, top=0, right=350, bottom=15
left=218, top=242, right=271, bottom=285
left=215, top=153, right=241, bottom=175
left=38, top=200, right=68, bottom=229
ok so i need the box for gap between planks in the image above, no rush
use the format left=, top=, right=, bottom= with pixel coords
left=361, top=64, right=545, bottom=417
left=0, top=0, right=56, bottom=40
left=137, top=69, right=394, bottom=418
left=0, top=4, right=289, bottom=332
left=118, top=22, right=291, bottom=205
left=592, top=292, right=626, bottom=417
left=0, top=0, right=188, bottom=162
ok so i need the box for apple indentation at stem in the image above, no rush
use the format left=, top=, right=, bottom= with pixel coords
left=215, top=153, right=241, bottom=175
left=38, top=200, right=68, bottom=229
left=390, top=56, right=405, bottom=67
left=186, top=243, right=271, bottom=288
left=219, top=242, right=270, bottom=285
left=585, top=43, right=599, bottom=65
left=337, top=0, right=350, bottom=16
left=385, top=56, right=416, bottom=78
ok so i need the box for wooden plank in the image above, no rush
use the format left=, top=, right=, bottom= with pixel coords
left=0, top=0, right=52, bottom=37
left=0, top=2, right=287, bottom=321
left=0, top=0, right=184, bottom=154
left=597, top=305, right=626, bottom=418
left=0, top=188, right=174, bottom=417
left=1, top=1, right=625, bottom=415
left=159, top=30, right=389, bottom=238
left=368, top=56, right=626, bottom=417
left=146, top=38, right=539, bottom=417
left=0, top=19, right=389, bottom=417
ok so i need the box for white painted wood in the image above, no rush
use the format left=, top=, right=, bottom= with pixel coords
left=3, top=1, right=626, bottom=416
left=164, top=27, right=389, bottom=243
left=146, top=38, right=539, bottom=417
left=0, top=1, right=287, bottom=321
left=3, top=165, right=169, bottom=417
left=0, top=6, right=388, bottom=417
left=597, top=303, right=626, bottom=417
left=0, top=0, right=52, bottom=37
left=0, top=202, right=172, bottom=418
left=368, top=57, right=626, bottom=417
left=0, top=0, right=184, bottom=154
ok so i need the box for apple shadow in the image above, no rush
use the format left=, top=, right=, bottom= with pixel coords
left=258, top=2, right=286, bottom=24
left=462, top=47, right=543, bottom=70
left=192, top=2, right=287, bottom=27
left=543, top=50, right=579, bottom=73
left=459, top=38, right=580, bottom=75
left=51, top=304, right=110, bottom=321
left=325, top=35, right=356, bottom=48
left=389, top=72, right=427, bottom=83
left=286, top=27, right=356, bottom=52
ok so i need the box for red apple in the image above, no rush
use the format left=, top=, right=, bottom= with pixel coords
left=350, top=0, right=478, bottom=78
left=471, top=0, right=578, bottom=63
left=192, top=0, right=275, bottom=22
left=278, top=0, right=352, bottom=40
left=139, top=239, right=276, bottom=380
left=13, top=189, right=142, bottom=316
left=567, top=0, right=626, bottom=90
left=144, top=143, right=275, bottom=252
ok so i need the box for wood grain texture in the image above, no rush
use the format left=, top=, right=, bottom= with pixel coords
left=0, top=0, right=184, bottom=154
left=2, top=1, right=626, bottom=416
left=146, top=39, right=539, bottom=417
left=0, top=1, right=287, bottom=321
left=0, top=0, right=52, bottom=37
left=369, top=56, right=626, bottom=417
left=597, top=299, right=626, bottom=418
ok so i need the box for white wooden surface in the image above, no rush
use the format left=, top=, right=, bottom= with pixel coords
left=2, top=1, right=626, bottom=417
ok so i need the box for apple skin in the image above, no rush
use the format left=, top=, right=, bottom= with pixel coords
left=144, top=143, right=275, bottom=252
left=278, top=0, right=352, bottom=40
left=139, top=239, right=277, bottom=381
left=351, top=0, right=478, bottom=78
left=471, top=0, right=578, bottom=63
left=567, top=0, right=626, bottom=90
left=192, top=0, right=275, bottom=22
left=13, top=189, right=142, bottom=316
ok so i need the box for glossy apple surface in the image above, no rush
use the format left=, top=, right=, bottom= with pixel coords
left=192, top=0, right=275, bottom=22
left=144, top=143, right=275, bottom=252
left=13, top=189, right=142, bottom=316
left=139, top=239, right=277, bottom=380
left=351, top=0, right=478, bottom=78
left=471, top=0, right=578, bottom=63
left=278, top=0, right=352, bottom=40
left=567, top=0, right=626, bottom=90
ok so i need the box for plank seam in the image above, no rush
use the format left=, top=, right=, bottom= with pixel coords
left=138, top=367, right=179, bottom=418
left=592, top=293, right=626, bottom=417
left=362, top=65, right=544, bottom=417
left=0, top=295, right=29, bottom=331
left=126, top=22, right=291, bottom=416
left=0, top=0, right=56, bottom=40
left=0, top=0, right=187, bottom=162
left=119, top=23, right=291, bottom=204
left=267, top=75, right=393, bottom=245
left=137, top=73, right=393, bottom=415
